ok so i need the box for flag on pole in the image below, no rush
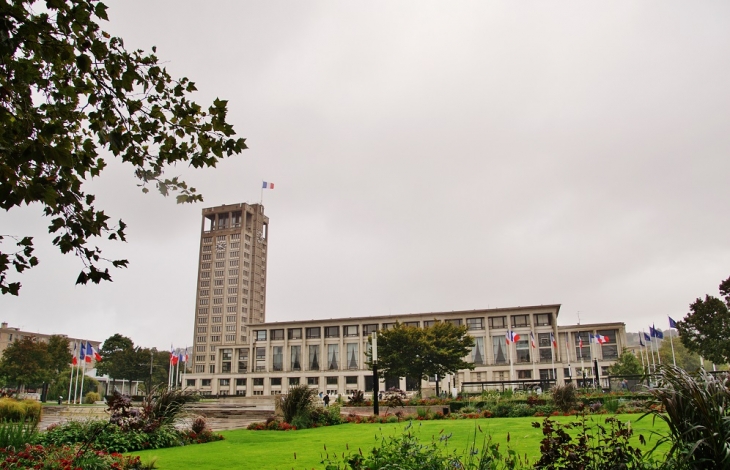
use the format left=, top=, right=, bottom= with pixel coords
left=589, top=333, right=595, bottom=343
left=72, top=342, right=78, bottom=366
left=643, top=332, right=652, bottom=342
left=262, top=181, right=275, bottom=189
left=93, top=346, right=102, bottom=362
left=178, top=352, right=184, bottom=364
left=650, top=325, right=664, bottom=339
left=530, top=332, right=536, bottom=348
left=506, top=331, right=520, bottom=344
left=578, top=336, right=583, bottom=349
left=595, top=334, right=609, bottom=344
left=550, top=332, right=557, bottom=348
left=79, top=342, right=86, bottom=362
left=85, top=342, right=93, bottom=363
left=669, top=317, right=678, bottom=329
left=639, top=336, right=645, bottom=347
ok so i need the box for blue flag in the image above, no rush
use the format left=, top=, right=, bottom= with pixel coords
left=639, top=337, right=645, bottom=347
left=643, top=332, right=651, bottom=342
left=652, top=324, right=664, bottom=339
left=669, top=316, right=678, bottom=329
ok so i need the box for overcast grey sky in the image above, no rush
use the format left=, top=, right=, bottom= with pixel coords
left=2, top=1, right=729, bottom=350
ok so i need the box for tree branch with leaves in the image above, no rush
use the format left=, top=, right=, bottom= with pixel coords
left=0, top=0, right=247, bottom=294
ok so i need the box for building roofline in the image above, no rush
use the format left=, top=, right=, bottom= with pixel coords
left=258, top=304, right=562, bottom=327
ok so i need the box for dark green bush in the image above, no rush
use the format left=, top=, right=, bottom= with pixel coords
left=551, top=383, right=578, bottom=412
left=277, top=385, right=316, bottom=424
left=507, top=403, right=533, bottom=418
left=491, top=402, right=512, bottom=418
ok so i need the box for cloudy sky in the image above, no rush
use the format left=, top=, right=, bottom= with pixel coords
left=2, top=1, right=729, bottom=350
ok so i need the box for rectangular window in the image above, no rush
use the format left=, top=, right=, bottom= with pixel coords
left=345, top=376, right=358, bottom=385
left=271, top=378, right=282, bottom=386
left=197, top=317, right=208, bottom=324
left=215, top=270, right=224, bottom=277
left=538, top=333, right=553, bottom=363
left=517, top=370, right=532, bottom=379
left=343, top=325, right=358, bottom=337
left=598, top=329, right=618, bottom=359
left=511, top=315, right=529, bottom=328
left=237, top=348, right=248, bottom=372
left=272, top=346, right=283, bottom=371
left=362, top=324, right=378, bottom=335
left=255, top=330, right=266, bottom=341
left=201, top=254, right=211, bottom=261
left=236, top=378, right=246, bottom=386
left=423, top=320, right=437, bottom=328
left=327, top=344, right=339, bottom=370
left=253, top=378, right=264, bottom=386
left=209, top=364, right=215, bottom=373
left=289, top=377, right=300, bottom=386
left=445, top=319, right=462, bottom=326
left=534, top=313, right=552, bottom=326
left=215, top=261, right=225, bottom=268
left=382, top=323, right=396, bottom=330
left=492, top=336, right=507, bottom=365
left=201, top=379, right=211, bottom=387
left=255, top=347, right=266, bottom=372
left=211, top=335, right=221, bottom=342
left=288, top=328, right=302, bottom=340
left=306, top=327, right=321, bottom=339
left=346, top=343, right=358, bottom=369
left=326, top=376, right=338, bottom=385
left=212, top=316, right=222, bottom=323
left=291, top=345, right=302, bottom=370
left=213, top=298, right=223, bottom=305
left=324, top=326, right=339, bottom=338
left=186, top=379, right=196, bottom=387
left=270, top=329, right=284, bottom=341
left=307, top=377, right=319, bottom=386
left=226, top=315, right=236, bottom=322
left=211, top=326, right=221, bottom=333
left=472, top=337, right=485, bottom=365
left=308, top=345, right=320, bottom=370
left=575, top=332, right=592, bottom=360
left=467, top=318, right=484, bottom=330
left=220, top=379, right=230, bottom=386
left=225, top=334, right=235, bottom=341
left=212, top=307, right=222, bottom=314
left=197, top=336, right=206, bottom=343
left=197, top=327, right=208, bottom=333
left=515, top=339, right=530, bottom=363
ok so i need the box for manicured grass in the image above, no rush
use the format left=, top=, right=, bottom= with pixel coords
left=131, top=414, right=669, bottom=469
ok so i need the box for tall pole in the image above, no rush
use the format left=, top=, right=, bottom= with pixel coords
left=67, top=341, right=76, bottom=404
left=669, top=328, right=677, bottom=367
left=508, top=333, right=515, bottom=384
left=372, top=332, right=379, bottom=416
left=79, top=353, right=87, bottom=403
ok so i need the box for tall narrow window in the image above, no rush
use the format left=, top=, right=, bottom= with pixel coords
left=308, top=345, right=320, bottom=370
left=492, top=336, right=507, bottom=364
left=346, top=343, right=358, bottom=369
left=472, top=337, right=485, bottom=365
left=272, top=346, right=283, bottom=371
left=327, top=344, right=339, bottom=370
left=515, top=340, right=530, bottom=363
left=291, top=345, right=302, bottom=371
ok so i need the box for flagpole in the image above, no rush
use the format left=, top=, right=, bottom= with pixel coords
left=175, top=350, right=180, bottom=389
left=73, top=342, right=82, bottom=404
left=79, top=348, right=87, bottom=404
left=67, top=341, right=76, bottom=405
left=508, top=333, right=515, bottom=384
left=550, top=338, right=556, bottom=385
left=638, top=341, right=645, bottom=370
left=565, top=333, right=572, bottom=385
left=530, top=332, right=537, bottom=382
left=579, top=334, right=584, bottom=387
left=669, top=329, right=676, bottom=367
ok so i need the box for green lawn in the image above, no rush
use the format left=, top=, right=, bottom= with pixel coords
left=131, top=414, right=669, bottom=470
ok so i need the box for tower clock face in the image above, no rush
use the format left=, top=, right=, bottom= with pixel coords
left=216, top=241, right=226, bottom=252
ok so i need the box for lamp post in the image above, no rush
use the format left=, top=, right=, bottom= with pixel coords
left=372, top=332, right=379, bottom=416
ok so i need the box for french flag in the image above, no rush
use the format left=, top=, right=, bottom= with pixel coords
left=262, top=181, right=274, bottom=189
left=93, top=346, right=103, bottom=362
left=550, top=332, right=557, bottom=348
left=72, top=342, right=78, bottom=366
left=530, top=332, right=536, bottom=348
left=595, top=334, right=609, bottom=344
left=85, top=342, right=93, bottom=363
left=506, top=330, right=520, bottom=344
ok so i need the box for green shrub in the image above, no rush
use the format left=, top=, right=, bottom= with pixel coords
left=603, top=397, right=620, bottom=413
left=277, top=385, right=316, bottom=424
left=550, top=383, right=577, bottom=412
left=0, top=398, right=41, bottom=423
left=507, top=403, right=533, bottom=418
left=84, top=391, right=101, bottom=404
left=644, top=365, right=730, bottom=468
left=0, top=421, right=38, bottom=449
left=491, top=402, right=512, bottom=418
left=290, top=412, right=312, bottom=430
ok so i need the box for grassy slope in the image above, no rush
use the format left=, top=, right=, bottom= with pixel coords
left=132, top=414, right=668, bottom=470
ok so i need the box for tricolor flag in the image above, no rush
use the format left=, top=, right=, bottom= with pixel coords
left=170, top=346, right=178, bottom=365
left=578, top=336, right=583, bottom=349
left=79, top=342, right=86, bottom=362
left=93, top=346, right=103, bottom=362
left=506, top=330, right=520, bottom=344
left=262, top=181, right=275, bottom=189
left=595, top=334, right=609, bottom=344
left=72, top=342, right=78, bottom=366
left=550, top=332, right=557, bottom=348
left=530, top=332, right=536, bottom=348
left=85, top=342, right=93, bottom=363
left=668, top=317, right=678, bottom=329
left=178, top=352, right=184, bottom=364
left=589, top=333, right=595, bottom=344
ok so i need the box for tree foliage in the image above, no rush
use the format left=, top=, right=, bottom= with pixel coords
left=658, top=335, right=702, bottom=373
left=0, top=0, right=247, bottom=294
left=369, top=321, right=475, bottom=392
left=606, top=348, right=643, bottom=376
left=676, top=275, right=730, bottom=365
left=96, top=334, right=170, bottom=392
left=0, top=337, right=52, bottom=387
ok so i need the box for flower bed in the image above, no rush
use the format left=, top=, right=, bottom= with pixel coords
left=0, top=444, right=142, bottom=470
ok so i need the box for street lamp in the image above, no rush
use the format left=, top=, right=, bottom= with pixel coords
left=372, top=332, right=379, bottom=416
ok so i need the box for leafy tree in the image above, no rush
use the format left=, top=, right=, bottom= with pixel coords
left=368, top=321, right=475, bottom=393
left=0, top=0, right=247, bottom=295
left=96, top=334, right=170, bottom=392
left=48, top=367, right=99, bottom=401
left=0, top=337, right=52, bottom=388
left=46, top=335, right=72, bottom=374
left=606, top=348, right=643, bottom=376
left=676, top=276, right=730, bottom=365
left=658, top=335, right=702, bottom=373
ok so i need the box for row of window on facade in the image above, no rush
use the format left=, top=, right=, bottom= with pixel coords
left=203, top=211, right=256, bottom=231
left=253, top=313, right=553, bottom=342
